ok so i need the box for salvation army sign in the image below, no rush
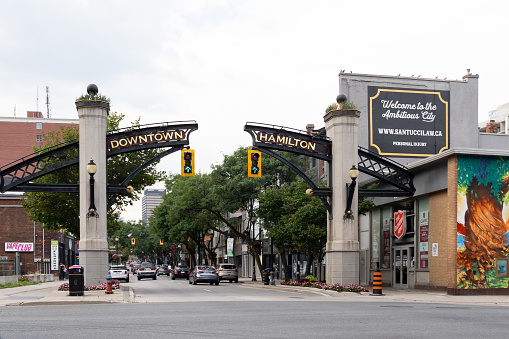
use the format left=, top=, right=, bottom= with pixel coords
left=394, top=210, right=407, bottom=239
left=5, top=242, right=34, bottom=252
left=368, top=87, right=449, bottom=157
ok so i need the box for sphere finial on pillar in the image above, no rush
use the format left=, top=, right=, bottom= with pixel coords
left=336, top=93, right=347, bottom=110
left=87, top=84, right=99, bottom=96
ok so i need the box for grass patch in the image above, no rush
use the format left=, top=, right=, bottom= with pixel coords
left=0, top=281, right=41, bottom=289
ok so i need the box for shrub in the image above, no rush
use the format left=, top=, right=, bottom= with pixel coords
left=58, top=279, right=120, bottom=292
left=280, top=279, right=368, bottom=293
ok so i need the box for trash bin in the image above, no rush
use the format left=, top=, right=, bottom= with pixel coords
left=68, top=265, right=84, bottom=296
left=263, top=268, right=270, bottom=285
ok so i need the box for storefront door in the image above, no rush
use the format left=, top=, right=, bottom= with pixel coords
left=393, top=247, right=412, bottom=288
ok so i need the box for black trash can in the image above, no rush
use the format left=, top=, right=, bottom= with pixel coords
left=263, top=268, right=270, bottom=285
left=68, top=265, right=84, bottom=296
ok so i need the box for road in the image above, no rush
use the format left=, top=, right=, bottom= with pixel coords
left=1, top=275, right=509, bottom=338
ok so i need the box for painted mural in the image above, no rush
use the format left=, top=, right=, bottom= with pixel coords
left=457, top=155, right=509, bottom=289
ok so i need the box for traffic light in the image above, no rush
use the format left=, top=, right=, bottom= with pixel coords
left=248, top=150, right=261, bottom=177
left=130, top=249, right=133, bottom=253
left=131, top=238, right=135, bottom=246
left=181, top=149, right=195, bottom=177
left=159, top=239, right=164, bottom=245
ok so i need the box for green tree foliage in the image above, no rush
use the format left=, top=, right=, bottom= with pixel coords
left=109, top=219, right=161, bottom=262
left=22, top=112, right=165, bottom=236
left=259, top=178, right=327, bottom=280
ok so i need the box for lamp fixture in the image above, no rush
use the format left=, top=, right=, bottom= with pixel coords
left=87, top=158, right=98, bottom=218
left=344, top=164, right=358, bottom=220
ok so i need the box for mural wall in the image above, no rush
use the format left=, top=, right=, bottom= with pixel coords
left=457, top=155, right=509, bottom=289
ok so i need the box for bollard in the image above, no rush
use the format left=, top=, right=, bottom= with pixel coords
left=105, top=274, right=114, bottom=294
left=372, top=268, right=383, bottom=296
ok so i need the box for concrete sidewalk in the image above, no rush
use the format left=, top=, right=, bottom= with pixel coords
left=0, top=280, right=130, bottom=306
left=238, top=277, right=509, bottom=306
left=3, top=278, right=509, bottom=306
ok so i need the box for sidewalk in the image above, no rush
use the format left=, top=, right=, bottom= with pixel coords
left=0, top=279, right=130, bottom=306
left=238, top=277, right=509, bottom=306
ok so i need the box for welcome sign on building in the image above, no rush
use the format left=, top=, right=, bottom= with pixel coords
left=368, top=87, right=449, bottom=157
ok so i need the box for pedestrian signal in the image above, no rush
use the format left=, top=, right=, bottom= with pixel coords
left=181, top=149, right=195, bottom=177
left=248, top=150, right=261, bottom=177
left=131, top=238, right=135, bottom=246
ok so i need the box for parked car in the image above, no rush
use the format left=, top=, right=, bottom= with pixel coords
left=109, top=265, right=129, bottom=283
left=189, top=266, right=219, bottom=285
left=137, top=262, right=157, bottom=280
left=171, top=266, right=190, bottom=280
left=157, top=264, right=170, bottom=276
left=218, top=263, right=238, bottom=283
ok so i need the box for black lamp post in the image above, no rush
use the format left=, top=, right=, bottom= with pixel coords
left=251, top=216, right=257, bottom=281
left=86, top=159, right=98, bottom=218
left=115, top=236, right=119, bottom=264
left=344, top=164, right=359, bottom=220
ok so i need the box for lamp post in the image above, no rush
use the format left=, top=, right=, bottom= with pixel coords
left=86, top=159, right=98, bottom=218
left=115, top=236, right=119, bottom=264
left=344, top=164, right=359, bottom=219
left=251, top=216, right=257, bottom=281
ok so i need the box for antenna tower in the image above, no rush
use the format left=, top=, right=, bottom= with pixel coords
left=46, top=86, right=51, bottom=118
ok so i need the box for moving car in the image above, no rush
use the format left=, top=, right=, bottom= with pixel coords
left=171, top=266, right=190, bottom=280
left=157, top=264, right=170, bottom=276
left=218, top=263, right=238, bottom=283
left=109, top=265, right=129, bottom=283
left=137, top=262, right=157, bottom=280
left=189, top=266, right=219, bottom=285
left=131, top=263, right=141, bottom=275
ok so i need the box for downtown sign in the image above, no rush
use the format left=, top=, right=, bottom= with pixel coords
left=368, top=86, right=449, bottom=157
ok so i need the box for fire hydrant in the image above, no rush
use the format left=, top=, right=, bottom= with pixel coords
left=105, top=274, right=114, bottom=294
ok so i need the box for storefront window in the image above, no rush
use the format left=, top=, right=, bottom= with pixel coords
left=418, top=198, right=429, bottom=269
left=371, top=209, right=380, bottom=269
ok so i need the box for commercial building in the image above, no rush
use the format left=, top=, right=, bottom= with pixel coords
left=0, top=111, right=78, bottom=275
left=142, top=188, right=166, bottom=225
left=340, top=71, right=509, bottom=294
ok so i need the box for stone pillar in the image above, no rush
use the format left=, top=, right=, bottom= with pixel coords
left=76, top=88, right=109, bottom=287
left=324, top=108, right=360, bottom=285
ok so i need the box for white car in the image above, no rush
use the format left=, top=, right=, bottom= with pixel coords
left=109, top=265, right=129, bottom=283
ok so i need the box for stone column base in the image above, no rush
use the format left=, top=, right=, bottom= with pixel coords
left=79, top=249, right=109, bottom=287
left=325, top=250, right=360, bottom=285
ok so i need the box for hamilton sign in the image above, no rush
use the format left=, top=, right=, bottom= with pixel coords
left=244, top=123, right=331, bottom=161
left=368, top=86, right=449, bottom=157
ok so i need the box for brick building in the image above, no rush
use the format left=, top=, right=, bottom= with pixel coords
left=0, top=111, right=78, bottom=275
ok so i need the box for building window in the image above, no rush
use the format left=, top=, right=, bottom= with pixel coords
left=36, top=135, right=42, bottom=142
left=36, top=122, right=42, bottom=129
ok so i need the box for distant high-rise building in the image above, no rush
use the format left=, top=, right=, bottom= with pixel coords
left=142, top=188, right=166, bottom=225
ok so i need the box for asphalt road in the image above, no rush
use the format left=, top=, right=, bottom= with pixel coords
left=1, top=276, right=508, bottom=338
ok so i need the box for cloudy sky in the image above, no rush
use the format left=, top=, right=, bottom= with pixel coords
left=1, top=1, right=508, bottom=221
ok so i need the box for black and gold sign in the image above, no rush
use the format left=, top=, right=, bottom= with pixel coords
left=369, top=87, right=449, bottom=157
left=244, top=123, right=331, bottom=161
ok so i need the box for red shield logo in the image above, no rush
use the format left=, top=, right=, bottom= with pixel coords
left=394, top=210, right=406, bottom=239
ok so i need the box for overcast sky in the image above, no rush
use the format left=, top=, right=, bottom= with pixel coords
left=1, top=1, right=508, bottom=221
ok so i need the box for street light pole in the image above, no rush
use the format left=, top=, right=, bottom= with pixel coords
left=251, top=216, right=257, bottom=281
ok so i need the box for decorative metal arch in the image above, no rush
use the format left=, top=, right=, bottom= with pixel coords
left=244, top=122, right=416, bottom=216
left=0, top=121, right=198, bottom=193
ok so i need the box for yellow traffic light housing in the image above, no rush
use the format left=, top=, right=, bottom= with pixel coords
left=248, top=150, right=261, bottom=177
left=131, top=238, right=135, bottom=246
left=181, top=149, right=195, bottom=177
left=159, top=239, right=164, bottom=245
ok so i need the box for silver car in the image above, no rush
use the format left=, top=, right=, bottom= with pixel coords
left=137, top=262, right=157, bottom=280
left=218, top=264, right=238, bottom=283
left=189, top=266, right=219, bottom=285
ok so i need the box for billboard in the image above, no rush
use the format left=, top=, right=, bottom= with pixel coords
left=368, top=87, right=449, bottom=157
